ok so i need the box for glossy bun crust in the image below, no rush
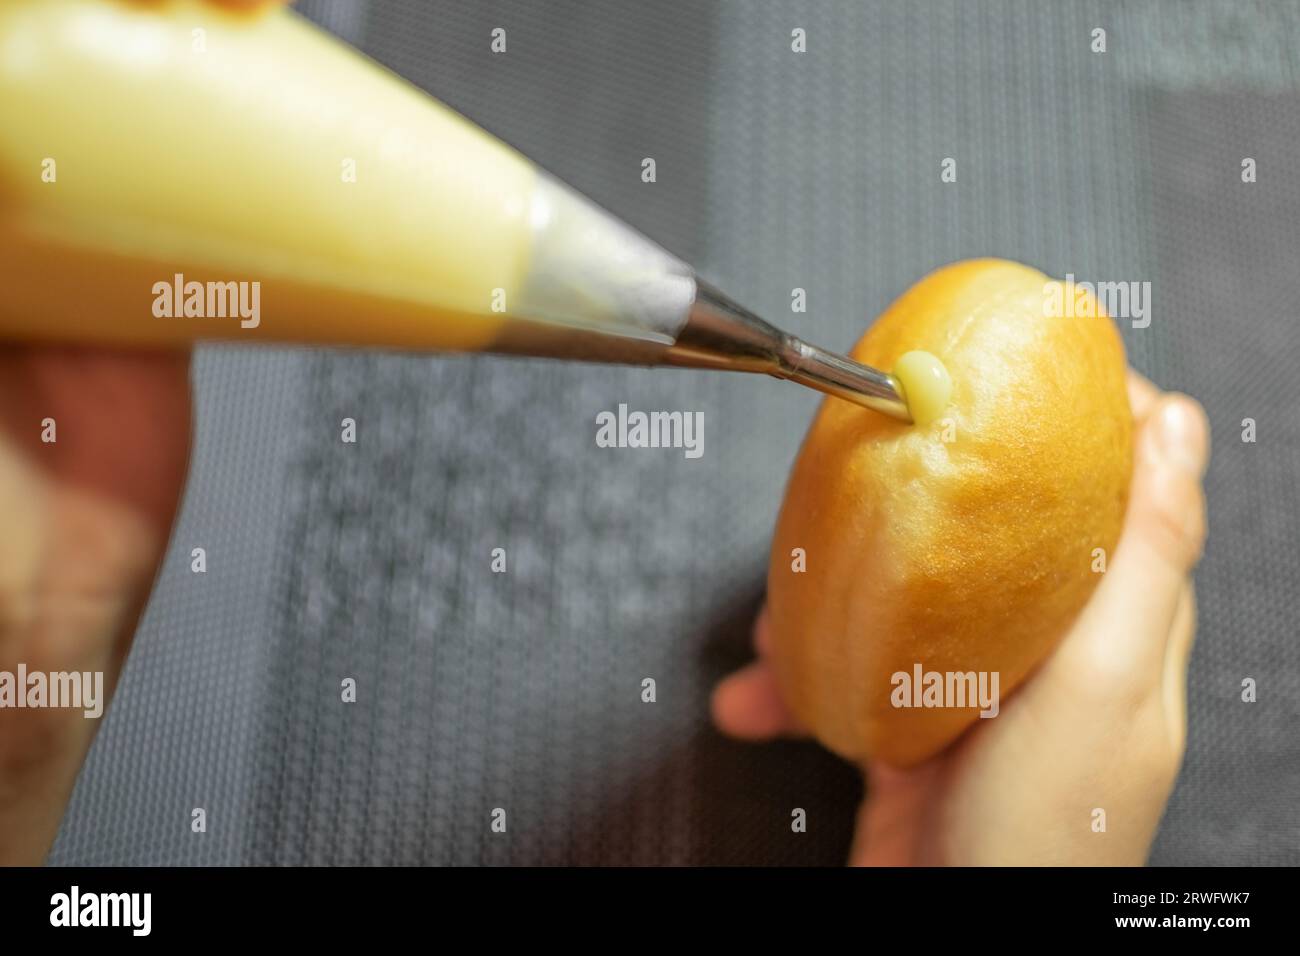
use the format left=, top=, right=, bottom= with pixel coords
left=767, top=259, right=1132, bottom=766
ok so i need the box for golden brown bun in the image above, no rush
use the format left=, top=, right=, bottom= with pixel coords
left=767, top=258, right=1132, bottom=766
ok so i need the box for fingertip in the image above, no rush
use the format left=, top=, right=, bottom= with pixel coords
left=1126, top=368, right=1161, bottom=422
left=1129, top=395, right=1209, bottom=573
left=1145, top=394, right=1210, bottom=480
left=709, top=674, right=744, bottom=737
left=709, top=677, right=739, bottom=733
left=710, top=667, right=763, bottom=738
left=711, top=662, right=803, bottom=741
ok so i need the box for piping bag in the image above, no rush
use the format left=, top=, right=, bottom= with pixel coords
left=0, top=0, right=911, bottom=420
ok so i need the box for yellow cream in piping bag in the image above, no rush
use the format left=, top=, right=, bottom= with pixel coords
left=0, top=0, right=691, bottom=350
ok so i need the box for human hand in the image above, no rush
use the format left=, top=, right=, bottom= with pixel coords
left=0, top=0, right=297, bottom=867
left=0, top=349, right=192, bottom=865
left=712, top=370, right=1210, bottom=865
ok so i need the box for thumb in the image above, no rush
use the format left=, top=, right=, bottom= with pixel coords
left=1071, top=394, right=1210, bottom=679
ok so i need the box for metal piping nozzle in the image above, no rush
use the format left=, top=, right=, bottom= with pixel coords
left=665, top=281, right=912, bottom=421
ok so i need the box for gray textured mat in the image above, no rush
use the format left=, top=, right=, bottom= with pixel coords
left=49, top=0, right=1300, bottom=865
left=1142, top=91, right=1300, bottom=866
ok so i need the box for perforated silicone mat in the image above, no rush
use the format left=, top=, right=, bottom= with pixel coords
left=49, top=0, right=1300, bottom=865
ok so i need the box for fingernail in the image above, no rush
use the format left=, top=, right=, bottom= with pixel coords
left=1149, top=398, right=1208, bottom=478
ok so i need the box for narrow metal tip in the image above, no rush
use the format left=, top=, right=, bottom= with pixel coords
left=666, top=280, right=913, bottom=422
left=780, top=339, right=912, bottom=422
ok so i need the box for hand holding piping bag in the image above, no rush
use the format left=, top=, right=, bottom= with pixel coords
left=713, top=370, right=1211, bottom=865
left=0, top=0, right=286, bottom=868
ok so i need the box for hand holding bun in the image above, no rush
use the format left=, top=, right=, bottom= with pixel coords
left=713, top=259, right=1210, bottom=864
